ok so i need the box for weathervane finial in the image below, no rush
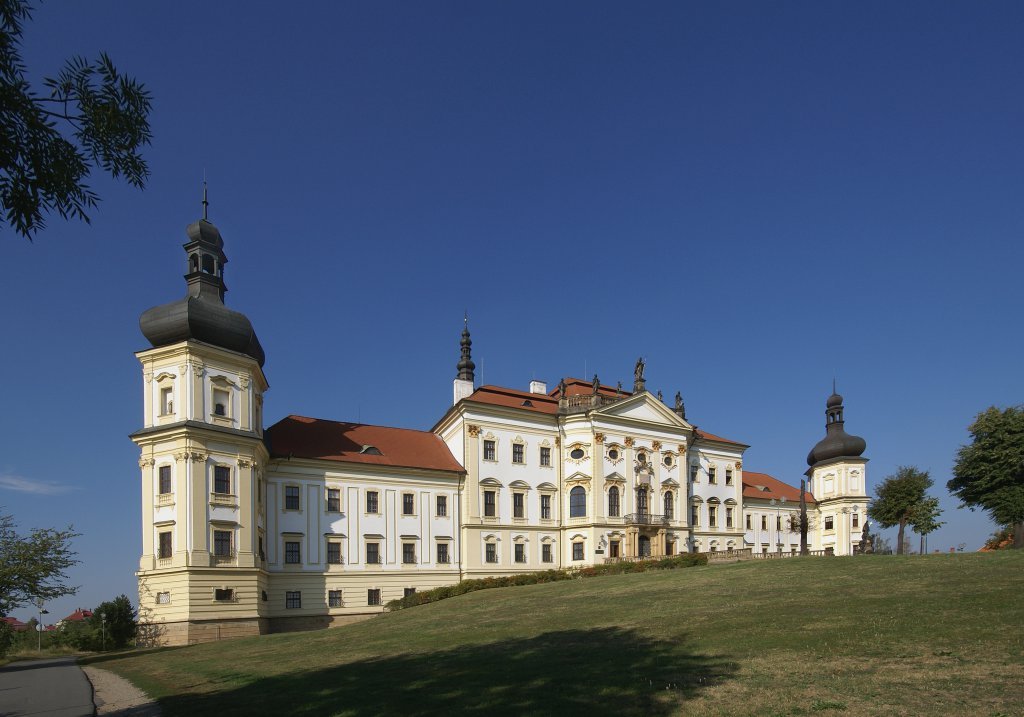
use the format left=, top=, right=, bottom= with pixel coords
left=202, top=171, right=209, bottom=221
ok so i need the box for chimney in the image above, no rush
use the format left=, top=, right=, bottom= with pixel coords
left=529, top=380, right=547, bottom=395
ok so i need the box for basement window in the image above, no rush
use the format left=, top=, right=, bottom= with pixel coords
left=214, top=588, right=234, bottom=602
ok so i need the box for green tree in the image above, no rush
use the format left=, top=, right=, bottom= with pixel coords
left=0, top=510, right=79, bottom=615
left=949, top=406, right=1024, bottom=549
left=89, top=594, right=136, bottom=650
left=868, top=466, right=941, bottom=555
left=909, top=495, right=944, bottom=552
left=0, top=0, right=151, bottom=239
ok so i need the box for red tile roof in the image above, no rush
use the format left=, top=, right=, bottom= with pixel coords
left=62, top=609, right=93, bottom=622
left=466, top=385, right=561, bottom=414
left=2, top=616, right=27, bottom=631
left=267, top=415, right=464, bottom=473
left=694, top=428, right=746, bottom=447
left=552, top=377, right=633, bottom=399
left=742, top=471, right=816, bottom=503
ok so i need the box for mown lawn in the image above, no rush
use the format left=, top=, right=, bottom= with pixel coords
left=85, top=551, right=1024, bottom=716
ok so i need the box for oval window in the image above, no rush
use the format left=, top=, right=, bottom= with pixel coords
left=664, top=455, right=673, bottom=466
left=570, top=448, right=585, bottom=460
left=637, top=452, right=647, bottom=464
left=608, top=448, right=619, bottom=460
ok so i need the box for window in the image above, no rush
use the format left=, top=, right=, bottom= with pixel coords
left=541, top=494, right=551, bottom=519
left=540, top=446, right=551, bottom=466
left=366, top=542, right=381, bottom=564
left=402, top=542, right=416, bottom=564
left=214, top=466, right=231, bottom=495
left=690, top=464, right=699, bottom=482
left=437, top=542, right=450, bottom=564
left=761, top=516, right=768, bottom=530
left=327, top=541, right=342, bottom=565
left=515, top=543, right=526, bottom=563
left=160, top=387, right=174, bottom=415
left=636, top=488, right=648, bottom=514
left=572, top=541, right=584, bottom=561
left=542, top=543, right=553, bottom=563
left=608, top=486, right=620, bottom=517
left=852, top=514, right=860, bottom=528
left=609, top=540, right=620, bottom=558
left=725, top=468, right=734, bottom=485
left=403, top=493, right=415, bottom=516
left=484, top=490, right=496, bottom=517
left=158, top=531, right=172, bottom=559
left=570, top=447, right=585, bottom=460
left=327, top=488, right=341, bottom=512
left=285, top=485, right=300, bottom=510
left=258, top=536, right=265, bottom=561
left=214, top=588, right=233, bottom=601
left=569, top=486, right=586, bottom=517
left=485, top=543, right=498, bottom=563
left=213, top=388, right=229, bottom=417
left=708, top=466, right=717, bottom=484
left=513, top=492, right=525, bottom=519
left=483, top=439, right=496, bottom=461
left=726, top=507, right=734, bottom=528
left=776, top=516, right=782, bottom=531
left=608, top=447, right=620, bottom=460
left=664, top=454, right=673, bottom=467
left=213, top=530, right=232, bottom=557
left=285, top=540, right=301, bottom=564
left=285, top=591, right=301, bottom=609
left=436, top=495, right=447, bottom=517
left=746, top=514, right=752, bottom=529
left=366, top=490, right=379, bottom=514
left=512, top=443, right=524, bottom=464
left=368, top=589, right=382, bottom=606
left=158, top=465, right=171, bottom=495
left=328, top=590, right=343, bottom=607
left=664, top=491, right=674, bottom=519
left=404, top=587, right=416, bottom=598
left=825, top=516, right=834, bottom=531
left=709, top=506, right=718, bottom=527
left=156, top=591, right=170, bottom=604
left=691, top=505, right=699, bottom=526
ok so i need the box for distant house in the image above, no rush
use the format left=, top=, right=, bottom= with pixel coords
left=1, top=616, right=28, bottom=632
left=57, top=608, right=93, bottom=627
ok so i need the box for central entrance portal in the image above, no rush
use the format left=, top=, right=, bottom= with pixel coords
left=639, top=535, right=652, bottom=558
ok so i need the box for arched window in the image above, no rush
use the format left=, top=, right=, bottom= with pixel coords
left=608, top=486, right=620, bottom=517
left=636, top=488, right=648, bottom=514
left=663, top=491, right=673, bottom=519
left=569, top=486, right=586, bottom=518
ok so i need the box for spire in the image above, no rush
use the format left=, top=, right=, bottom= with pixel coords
left=202, top=176, right=209, bottom=220
left=456, top=316, right=475, bottom=382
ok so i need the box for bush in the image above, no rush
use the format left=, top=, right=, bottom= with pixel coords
left=385, top=553, right=708, bottom=611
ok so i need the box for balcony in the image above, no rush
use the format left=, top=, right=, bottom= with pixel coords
left=210, top=492, right=238, bottom=508
left=559, top=393, right=623, bottom=415
left=623, top=512, right=669, bottom=526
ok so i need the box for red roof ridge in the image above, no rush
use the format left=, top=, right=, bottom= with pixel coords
left=474, top=385, right=558, bottom=402
left=742, top=470, right=816, bottom=503
left=282, top=414, right=441, bottom=436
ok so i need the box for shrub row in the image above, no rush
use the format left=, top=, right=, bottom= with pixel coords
left=385, top=552, right=708, bottom=611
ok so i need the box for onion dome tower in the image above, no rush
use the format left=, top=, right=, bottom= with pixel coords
left=140, top=199, right=264, bottom=365
left=806, top=389, right=866, bottom=468
left=131, top=191, right=270, bottom=646
left=803, top=386, right=869, bottom=556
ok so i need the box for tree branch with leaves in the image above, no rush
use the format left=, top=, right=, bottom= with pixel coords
left=949, top=406, right=1024, bottom=549
left=0, top=510, right=79, bottom=615
left=0, top=0, right=151, bottom=239
left=868, top=466, right=943, bottom=556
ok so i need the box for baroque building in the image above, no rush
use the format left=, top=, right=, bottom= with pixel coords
left=132, top=211, right=869, bottom=645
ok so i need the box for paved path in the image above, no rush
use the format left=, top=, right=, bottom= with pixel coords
left=0, top=656, right=94, bottom=717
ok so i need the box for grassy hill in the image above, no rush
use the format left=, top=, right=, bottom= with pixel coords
left=88, top=552, right=1024, bottom=716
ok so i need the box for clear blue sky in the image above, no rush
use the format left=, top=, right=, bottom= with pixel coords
left=2, top=1, right=1022, bottom=621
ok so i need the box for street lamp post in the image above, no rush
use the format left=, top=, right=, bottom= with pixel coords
left=101, top=612, right=107, bottom=651
left=33, top=598, right=48, bottom=652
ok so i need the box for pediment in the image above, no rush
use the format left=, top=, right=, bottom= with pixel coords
left=566, top=471, right=591, bottom=483
left=660, top=477, right=680, bottom=487
left=604, top=472, right=626, bottom=483
left=593, top=393, right=691, bottom=429
left=479, top=477, right=503, bottom=487
left=509, top=480, right=531, bottom=490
